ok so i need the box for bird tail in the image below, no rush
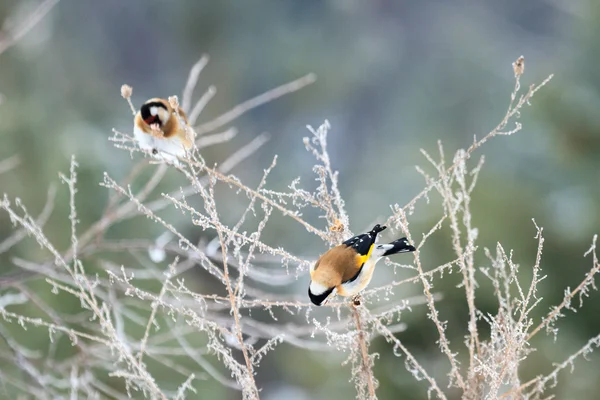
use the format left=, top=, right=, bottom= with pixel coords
left=381, top=238, right=416, bottom=256
left=369, top=224, right=387, bottom=236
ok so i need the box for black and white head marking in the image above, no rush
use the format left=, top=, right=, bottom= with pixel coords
left=141, top=101, right=169, bottom=126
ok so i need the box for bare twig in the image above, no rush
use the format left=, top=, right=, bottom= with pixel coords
left=0, top=155, right=20, bottom=176
left=181, top=54, right=209, bottom=113
left=194, top=73, right=316, bottom=134
left=0, top=0, right=60, bottom=55
left=352, top=304, right=377, bottom=399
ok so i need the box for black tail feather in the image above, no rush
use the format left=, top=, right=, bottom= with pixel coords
left=382, top=237, right=416, bottom=257
left=369, top=224, right=387, bottom=236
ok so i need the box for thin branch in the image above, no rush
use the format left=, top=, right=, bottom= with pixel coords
left=194, top=73, right=316, bottom=134
left=352, top=304, right=377, bottom=399
left=181, top=54, right=209, bottom=113
left=527, top=235, right=599, bottom=340
left=0, top=155, right=20, bottom=176
left=0, top=0, right=60, bottom=55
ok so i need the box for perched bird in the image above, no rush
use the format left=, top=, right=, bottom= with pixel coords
left=133, top=98, right=195, bottom=164
left=308, top=224, right=416, bottom=306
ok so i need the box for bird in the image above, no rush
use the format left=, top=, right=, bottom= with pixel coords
left=308, top=224, right=416, bottom=306
left=133, top=98, right=195, bottom=164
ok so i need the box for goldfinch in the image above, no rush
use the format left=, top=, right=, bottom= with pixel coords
left=308, top=224, right=415, bottom=306
left=133, top=98, right=195, bottom=164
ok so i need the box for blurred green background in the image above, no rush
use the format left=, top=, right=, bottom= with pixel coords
left=1, top=1, right=600, bottom=399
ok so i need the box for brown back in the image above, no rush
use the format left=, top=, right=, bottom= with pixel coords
left=312, top=245, right=361, bottom=288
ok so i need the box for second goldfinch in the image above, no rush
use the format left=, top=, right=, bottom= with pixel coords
left=308, top=224, right=415, bottom=306
left=133, top=98, right=195, bottom=164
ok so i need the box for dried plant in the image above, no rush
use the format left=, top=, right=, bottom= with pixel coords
left=1, top=48, right=599, bottom=400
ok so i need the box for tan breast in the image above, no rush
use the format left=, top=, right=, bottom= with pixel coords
left=335, top=260, right=376, bottom=296
left=311, top=245, right=361, bottom=289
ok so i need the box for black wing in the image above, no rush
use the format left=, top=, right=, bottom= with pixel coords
left=342, top=224, right=387, bottom=257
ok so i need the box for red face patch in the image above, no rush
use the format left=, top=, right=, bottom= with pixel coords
left=144, top=115, right=157, bottom=124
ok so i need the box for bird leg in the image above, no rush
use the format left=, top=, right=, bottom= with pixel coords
left=352, top=294, right=362, bottom=307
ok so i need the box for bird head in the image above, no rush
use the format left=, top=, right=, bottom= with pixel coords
left=140, top=98, right=171, bottom=129
left=308, top=283, right=335, bottom=306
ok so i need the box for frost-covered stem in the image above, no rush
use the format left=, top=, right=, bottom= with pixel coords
left=167, top=322, right=241, bottom=390
left=194, top=162, right=328, bottom=240
left=101, top=174, right=226, bottom=280
left=398, top=210, right=466, bottom=390
left=373, top=318, right=447, bottom=399
left=0, top=183, right=55, bottom=270
left=94, top=160, right=150, bottom=244
left=364, top=253, right=471, bottom=297
left=77, top=130, right=263, bottom=259
left=216, top=227, right=260, bottom=399
left=533, top=332, right=600, bottom=396
left=527, top=235, right=599, bottom=340
left=227, top=156, right=277, bottom=244
left=190, top=168, right=260, bottom=398
left=161, top=195, right=307, bottom=266
left=305, top=121, right=350, bottom=239
left=132, top=133, right=269, bottom=217
left=518, top=221, right=545, bottom=325
left=59, top=156, right=80, bottom=274
left=497, top=377, right=539, bottom=399
left=0, top=308, right=109, bottom=347
left=222, top=159, right=277, bottom=306
left=137, top=260, right=175, bottom=365
left=174, top=373, right=196, bottom=400
left=387, top=73, right=554, bottom=228
left=0, top=202, right=168, bottom=398
left=68, top=163, right=168, bottom=266
left=352, top=304, right=376, bottom=399
left=436, top=146, right=480, bottom=378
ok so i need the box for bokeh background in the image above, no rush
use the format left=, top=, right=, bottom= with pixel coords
left=1, top=1, right=600, bottom=399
